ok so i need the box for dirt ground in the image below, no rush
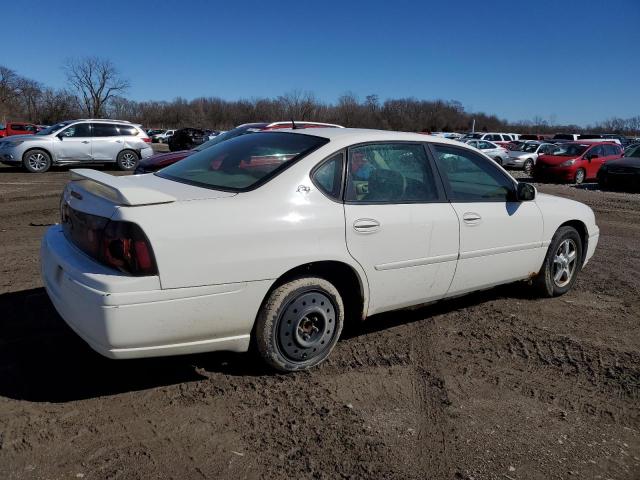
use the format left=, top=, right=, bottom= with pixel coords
left=0, top=159, right=638, bottom=479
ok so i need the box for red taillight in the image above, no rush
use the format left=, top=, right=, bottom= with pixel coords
left=101, top=221, right=158, bottom=275
left=61, top=204, right=157, bottom=276
left=143, top=137, right=152, bottom=143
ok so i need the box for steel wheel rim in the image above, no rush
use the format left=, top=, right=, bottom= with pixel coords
left=28, top=153, right=47, bottom=171
left=552, top=238, right=578, bottom=288
left=277, top=290, right=337, bottom=363
left=121, top=152, right=137, bottom=169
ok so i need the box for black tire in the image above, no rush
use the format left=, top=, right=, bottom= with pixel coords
left=533, top=226, right=583, bottom=297
left=116, top=150, right=140, bottom=171
left=494, top=157, right=503, bottom=166
left=523, top=159, right=534, bottom=176
left=574, top=168, right=586, bottom=184
left=254, top=277, right=344, bottom=372
left=22, top=149, right=52, bottom=173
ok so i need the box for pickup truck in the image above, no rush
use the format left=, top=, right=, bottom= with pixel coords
left=0, top=122, right=39, bottom=138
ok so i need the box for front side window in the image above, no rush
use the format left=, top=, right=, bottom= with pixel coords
left=312, top=152, right=343, bottom=200
left=478, top=141, right=495, bottom=150
left=158, top=132, right=328, bottom=191
left=345, top=143, right=438, bottom=203
left=432, top=145, right=514, bottom=202
left=60, top=123, right=91, bottom=138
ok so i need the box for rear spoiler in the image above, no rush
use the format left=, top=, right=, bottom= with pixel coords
left=70, top=169, right=176, bottom=206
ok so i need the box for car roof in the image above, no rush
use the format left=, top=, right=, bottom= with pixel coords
left=280, top=127, right=465, bottom=146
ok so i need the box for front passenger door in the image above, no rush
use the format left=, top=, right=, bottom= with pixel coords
left=54, top=123, right=92, bottom=161
left=431, top=144, right=544, bottom=296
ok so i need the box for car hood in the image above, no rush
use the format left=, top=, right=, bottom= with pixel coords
left=537, top=154, right=578, bottom=166
left=1, top=134, right=43, bottom=142
left=608, top=156, right=640, bottom=169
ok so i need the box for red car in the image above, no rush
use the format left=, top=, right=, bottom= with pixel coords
left=0, top=122, right=38, bottom=138
left=533, top=141, right=623, bottom=184
left=135, top=121, right=342, bottom=174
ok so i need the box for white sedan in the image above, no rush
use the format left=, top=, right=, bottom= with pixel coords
left=463, top=139, right=510, bottom=166
left=41, top=128, right=599, bottom=371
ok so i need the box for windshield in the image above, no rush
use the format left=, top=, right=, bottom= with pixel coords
left=37, top=122, right=70, bottom=135
left=551, top=144, right=588, bottom=156
left=463, top=133, right=482, bottom=139
left=515, top=143, right=539, bottom=153
left=157, top=132, right=329, bottom=191
left=624, top=145, right=640, bottom=157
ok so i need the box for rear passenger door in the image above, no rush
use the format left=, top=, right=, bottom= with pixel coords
left=430, top=144, right=544, bottom=295
left=91, top=123, right=123, bottom=161
left=342, top=143, right=460, bottom=315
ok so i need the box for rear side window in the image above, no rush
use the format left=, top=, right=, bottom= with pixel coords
left=312, top=152, right=343, bottom=200
left=158, top=132, right=329, bottom=191
left=345, top=143, right=438, bottom=203
left=118, top=124, right=139, bottom=136
left=12, top=124, right=26, bottom=131
left=603, top=145, right=621, bottom=156
left=92, top=123, right=119, bottom=137
left=432, top=145, right=514, bottom=202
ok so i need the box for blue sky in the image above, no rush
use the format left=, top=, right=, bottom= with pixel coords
left=2, top=0, right=639, bottom=126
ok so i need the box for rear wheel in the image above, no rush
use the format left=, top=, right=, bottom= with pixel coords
left=254, top=277, right=344, bottom=372
left=533, top=226, right=582, bottom=297
left=23, top=149, right=51, bottom=173
left=116, top=150, right=140, bottom=171
left=574, top=168, right=586, bottom=184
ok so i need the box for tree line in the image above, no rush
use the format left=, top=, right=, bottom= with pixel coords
left=1, top=57, right=639, bottom=135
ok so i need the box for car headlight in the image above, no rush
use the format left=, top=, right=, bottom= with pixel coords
left=7, top=140, right=24, bottom=147
left=559, top=159, right=576, bottom=167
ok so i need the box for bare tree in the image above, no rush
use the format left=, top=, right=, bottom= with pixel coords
left=63, top=57, right=129, bottom=118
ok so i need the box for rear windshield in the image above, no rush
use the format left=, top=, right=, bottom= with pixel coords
left=157, top=132, right=328, bottom=191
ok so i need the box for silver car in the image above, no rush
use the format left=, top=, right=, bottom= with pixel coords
left=0, top=119, right=153, bottom=173
left=505, top=141, right=556, bottom=174
left=464, top=139, right=509, bottom=165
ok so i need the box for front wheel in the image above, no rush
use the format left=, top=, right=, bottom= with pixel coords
left=23, top=149, right=52, bottom=173
left=494, top=157, right=503, bottom=166
left=254, top=277, right=344, bottom=372
left=116, top=150, right=140, bottom=171
left=533, top=226, right=583, bottom=297
left=574, top=168, right=586, bottom=184
left=523, top=159, right=534, bottom=176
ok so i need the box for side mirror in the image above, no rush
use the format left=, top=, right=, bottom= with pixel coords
left=56, top=133, right=64, bottom=140
left=586, top=153, right=598, bottom=161
left=516, top=182, right=536, bottom=201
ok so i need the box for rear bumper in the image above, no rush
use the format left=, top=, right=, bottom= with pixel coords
left=41, top=226, right=271, bottom=359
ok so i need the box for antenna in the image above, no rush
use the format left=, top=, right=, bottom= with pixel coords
left=291, top=119, right=298, bottom=129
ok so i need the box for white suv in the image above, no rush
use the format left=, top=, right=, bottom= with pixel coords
left=0, top=119, right=152, bottom=173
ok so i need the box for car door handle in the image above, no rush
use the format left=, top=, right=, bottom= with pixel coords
left=353, top=218, right=380, bottom=233
left=115, top=139, right=123, bottom=143
left=462, top=212, right=482, bottom=224
left=81, top=141, right=90, bottom=144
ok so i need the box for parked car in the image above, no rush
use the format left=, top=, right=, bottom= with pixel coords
left=42, top=128, right=599, bottom=371
left=505, top=142, right=556, bottom=174
left=533, top=141, right=623, bottom=184
left=464, top=139, right=509, bottom=165
left=0, top=119, right=152, bottom=173
left=167, top=128, right=212, bottom=151
left=624, top=143, right=640, bottom=157
left=0, top=122, right=39, bottom=138
left=552, top=133, right=579, bottom=141
left=146, top=129, right=165, bottom=138
left=461, top=133, right=514, bottom=147
left=519, top=134, right=547, bottom=141
left=136, top=121, right=343, bottom=173
left=597, top=156, right=640, bottom=192
left=153, top=129, right=175, bottom=143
